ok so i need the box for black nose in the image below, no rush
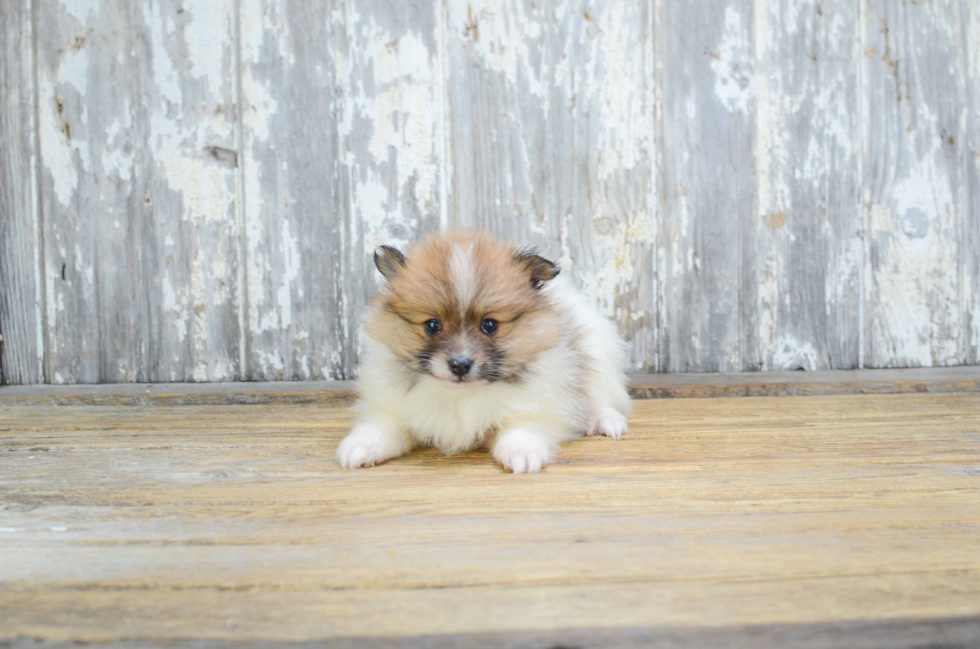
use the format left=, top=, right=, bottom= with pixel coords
left=448, top=357, right=474, bottom=378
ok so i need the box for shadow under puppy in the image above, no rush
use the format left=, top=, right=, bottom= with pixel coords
left=337, top=231, right=632, bottom=473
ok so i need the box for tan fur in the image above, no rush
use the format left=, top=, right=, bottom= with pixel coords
left=342, top=230, right=632, bottom=472
left=367, top=232, right=562, bottom=382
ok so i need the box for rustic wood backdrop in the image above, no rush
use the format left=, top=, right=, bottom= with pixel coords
left=1, top=0, right=978, bottom=385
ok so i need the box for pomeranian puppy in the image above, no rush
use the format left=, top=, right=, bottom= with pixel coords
left=336, top=231, right=632, bottom=473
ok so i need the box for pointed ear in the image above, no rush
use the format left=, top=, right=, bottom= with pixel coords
left=515, top=247, right=560, bottom=289
left=374, top=245, right=406, bottom=281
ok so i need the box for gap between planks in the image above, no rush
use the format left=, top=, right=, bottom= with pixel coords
left=0, top=366, right=978, bottom=406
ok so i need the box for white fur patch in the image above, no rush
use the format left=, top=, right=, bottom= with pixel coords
left=337, top=420, right=411, bottom=469
left=493, top=428, right=554, bottom=473
left=449, top=243, right=476, bottom=311
left=589, top=408, right=628, bottom=440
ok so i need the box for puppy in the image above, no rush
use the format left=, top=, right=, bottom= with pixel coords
left=336, top=231, right=632, bottom=473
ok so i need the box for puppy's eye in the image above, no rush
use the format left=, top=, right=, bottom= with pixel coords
left=480, top=318, right=499, bottom=336
left=424, top=319, right=442, bottom=336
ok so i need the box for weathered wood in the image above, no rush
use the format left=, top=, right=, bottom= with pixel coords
left=1, top=366, right=978, bottom=406
left=240, top=0, right=447, bottom=381
left=967, top=4, right=980, bottom=365
left=658, top=0, right=755, bottom=372
left=0, top=0, right=42, bottom=385
left=238, top=0, right=341, bottom=381
left=34, top=0, right=242, bottom=383
left=0, top=393, right=978, bottom=644
left=5, top=620, right=980, bottom=649
left=337, top=0, right=449, bottom=375
left=861, top=0, right=968, bottom=368
left=447, top=0, right=657, bottom=371
left=5, top=618, right=980, bottom=649
left=2, top=0, right=980, bottom=385
left=748, top=0, right=861, bottom=371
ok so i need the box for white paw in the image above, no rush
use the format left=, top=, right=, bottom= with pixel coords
left=336, top=423, right=401, bottom=469
left=589, top=408, right=628, bottom=440
left=492, top=428, right=554, bottom=474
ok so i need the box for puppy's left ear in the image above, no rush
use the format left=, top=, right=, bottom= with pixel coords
left=515, top=248, right=560, bottom=289
left=374, top=245, right=406, bottom=281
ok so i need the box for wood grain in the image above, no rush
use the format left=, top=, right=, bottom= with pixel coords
left=861, top=0, right=968, bottom=368
left=966, top=3, right=980, bottom=365
left=241, top=0, right=447, bottom=381
left=1, top=392, right=978, bottom=645
left=1, top=366, right=979, bottom=406
left=335, top=0, right=448, bottom=376
left=2, top=0, right=980, bottom=384
left=749, top=0, right=861, bottom=371
left=658, top=0, right=755, bottom=372
left=447, top=0, right=657, bottom=371
left=34, top=0, right=243, bottom=383
left=0, top=0, right=42, bottom=385
left=238, top=0, right=344, bottom=381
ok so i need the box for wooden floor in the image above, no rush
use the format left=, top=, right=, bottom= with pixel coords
left=2, top=387, right=980, bottom=647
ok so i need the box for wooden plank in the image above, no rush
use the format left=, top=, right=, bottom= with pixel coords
left=3, top=620, right=980, bottom=649
left=748, top=0, right=861, bottom=371
left=238, top=0, right=342, bottom=381
left=446, top=0, right=657, bottom=370
left=861, top=0, right=968, bottom=368
left=34, top=0, right=242, bottom=383
left=0, top=0, right=42, bottom=385
left=335, top=0, right=449, bottom=375
left=966, top=3, right=980, bottom=365
left=3, top=0, right=977, bottom=385
left=240, top=0, right=448, bottom=381
left=0, top=393, right=978, bottom=645
left=658, top=0, right=755, bottom=372
left=1, top=366, right=978, bottom=406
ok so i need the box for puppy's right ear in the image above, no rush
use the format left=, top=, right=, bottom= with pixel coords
left=514, top=247, right=559, bottom=289
left=374, top=245, right=406, bottom=281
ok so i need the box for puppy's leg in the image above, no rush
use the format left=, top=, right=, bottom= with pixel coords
left=337, top=416, right=414, bottom=469
left=587, top=407, right=628, bottom=439
left=492, top=425, right=561, bottom=474
left=585, top=369, right=632, bottom=440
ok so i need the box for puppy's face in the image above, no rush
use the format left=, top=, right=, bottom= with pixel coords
left=368, top=234, right=561, bottom=386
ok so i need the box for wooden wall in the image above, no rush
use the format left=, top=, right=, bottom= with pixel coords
left=0, top=0, right=977, bottom=384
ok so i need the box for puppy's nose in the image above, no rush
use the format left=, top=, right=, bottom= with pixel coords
left=448, top=357, right=474, bottom=378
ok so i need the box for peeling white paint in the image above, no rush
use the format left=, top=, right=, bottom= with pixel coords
left=13, top=0, right=973, bottom=384
left=869, top=156, right=960, bottom=366
left=968, top=5, right=980, bottom=360
left=101, top=116, right=134, bottom=182
left=62, top=0, right=99, bottom=24
left=588, top=212, right=655, bottom=321
left=711, top=6, right=754, bottom=114
left=38, top=49, right=89, bottom=207
left=591, top=2, right=648, bottom=180
left=240, top=0, right=294, bottom=66
left=162, top=275, right=189, bottom=344
left=277, top=215, right=300, bottom=329
left=340, top=11, right=442, bottom=261
left=143, top=2, right=182, bottom=107
left=450, top=0, right=548, bottom=101
left=772, top=336, right=820, bottom=371
left=185, top=1, right=234, bottom=89
left=753, top=0, right=778, bottom=369
left=241, top=67, right=278, bottom=142
left=258, top=351, right=285, bottom=372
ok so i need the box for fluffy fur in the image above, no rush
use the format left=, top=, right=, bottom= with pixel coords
left=337, top=231, right=632, bottom=473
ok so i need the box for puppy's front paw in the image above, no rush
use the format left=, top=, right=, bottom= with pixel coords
left=492, top=428, right=553, bottom=474
left=589, top=408, right=628, bottom=440
left=336, top=423, right=403, bottom=469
